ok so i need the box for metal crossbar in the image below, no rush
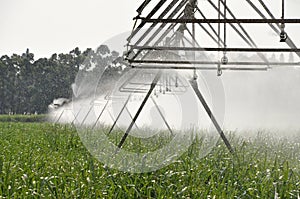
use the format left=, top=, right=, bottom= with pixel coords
left=129, top=45, right=300, bottom=53
left=128, top=60, right=300, bottom=66
left=130, top=65, right=268, bottom=71
left=136, top=17, right=300, bottom=24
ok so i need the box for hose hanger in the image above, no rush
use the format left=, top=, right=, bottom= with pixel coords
left=280, top=0, right=288, bottom=42
left=217, top=0, right=228, bottom=76
left=217, top=0, right=221, bottom=76
left=221, top=0, right=228, bottom=65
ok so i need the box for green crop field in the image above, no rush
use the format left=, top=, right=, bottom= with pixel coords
left=0, top=121, right=299, bottom=198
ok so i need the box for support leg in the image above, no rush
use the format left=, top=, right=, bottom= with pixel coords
left=80, top=104, right=94, bottom=127
left=92, top=100, right=110, bottom=130
left=55, top=109, right=65, bottom=124
left=107, top=110, right=122, bottom=131
left=108, top=94, right=132, bottom=134
left=125, top=107, right=140, bottom=130
left=189, top=79, right=234, bottom=153
left=117, top=72, right=162, bottom=149
left=71, top=107, right=82, bottom=125
left=150, top=96, right=174, bottom=136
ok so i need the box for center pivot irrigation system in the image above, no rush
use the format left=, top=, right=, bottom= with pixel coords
left=71, top=0, right=300, bottom=154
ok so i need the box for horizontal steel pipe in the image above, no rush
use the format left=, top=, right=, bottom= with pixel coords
left=129, top=45, right=300, bottom=52
left=128, top=60, right=300, bottom=66
left=137, top=17, right=300, bottom=24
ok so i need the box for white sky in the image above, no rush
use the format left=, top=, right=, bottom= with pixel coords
left=0, top=0, right=140, bottom=58
left=0, top=0, right=299, bottom=59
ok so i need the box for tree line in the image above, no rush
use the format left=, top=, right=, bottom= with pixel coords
left=1, top=45, right=295, bottom=115
left=0, top=45, right=123, bottom=114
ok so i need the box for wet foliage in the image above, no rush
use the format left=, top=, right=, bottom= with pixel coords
left=0, top=122, right=299, bottom=198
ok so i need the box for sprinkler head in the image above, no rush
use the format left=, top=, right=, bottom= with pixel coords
left=280, top=31, right=288, bottom=42
left=221, top=56, right=229, bottom=65
left=175, top=77, right=178, bottom=88
left=217, top=63, right=223, bottom=76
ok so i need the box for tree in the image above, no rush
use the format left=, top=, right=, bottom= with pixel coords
left=97, top=45, right=110, bottom=55
left=0, top=46, right=123, bottom=114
